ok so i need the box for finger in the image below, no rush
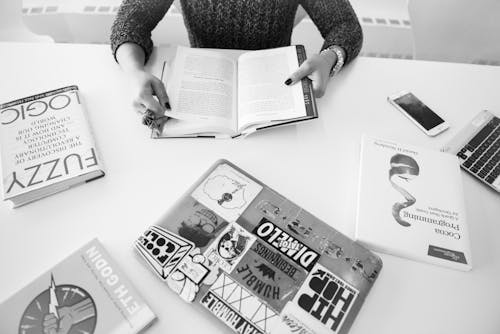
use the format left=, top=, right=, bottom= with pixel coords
left=151, top=78, right=170, bottom=109
left=285, top=62, right=314, bottom=85
left=138, top=94, right=164, bottom=116
left=311, top=72, right=328, bottom=98
left=132, top=100, right=147, bottom=115
left=312, top=79, right=326, bottom=98
left=43, top=316, right=57, bottom=326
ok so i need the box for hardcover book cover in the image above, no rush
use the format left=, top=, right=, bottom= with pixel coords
left=355, top=135, right=472, bottom=271
left=0, top=86, right=105, bottom=208
left=0, top=239, right=156, bottom=334
left=134, top=159, right=382, bottom=334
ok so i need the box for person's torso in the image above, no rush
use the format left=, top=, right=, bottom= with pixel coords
left=179, top=0, right=300, bottom=50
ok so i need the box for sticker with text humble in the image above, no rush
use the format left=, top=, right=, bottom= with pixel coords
left=135, top=225, right=193, bottom=280
left=192, top=163, right=263, bottom=222
left=252, top=218, right=319, bottom=272
left=231, top=240, right=307, bottom=312
left=201, top=272, right=280, bottom=334
left=293, top=263, right=358, bottom=334
left=204, top=222, right=256, bottom=273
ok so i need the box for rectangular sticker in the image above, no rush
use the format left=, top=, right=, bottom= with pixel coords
left=192, top=163, right=263, bottom=222
left=135, top=225, right=193, bottom=280
left=204, top=223, right=256, bottom=273
left=292, top=263, right=358, bottom=334
left=231, top=241, right=307, bottom=312
left=272, top=303, right=316, bottom=334
left=166, top=251, right=211, bottom=302
left=201, top=272, right=280, bottom=333
left=252, top=218, right=320, bottom=272
left=428, top=245, right=467, bottom=264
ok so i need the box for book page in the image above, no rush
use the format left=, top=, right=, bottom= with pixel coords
left=166, top=47, right=238, bottom=131
left=237, top=46, right=307, bottom=131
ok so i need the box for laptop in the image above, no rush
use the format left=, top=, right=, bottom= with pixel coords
left=442, top=110, right=500, bottom=192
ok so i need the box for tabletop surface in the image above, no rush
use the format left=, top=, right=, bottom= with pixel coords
left=0, top=42, right=499, bottom=334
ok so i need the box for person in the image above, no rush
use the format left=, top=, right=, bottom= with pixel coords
left=110, top=0, right=363, bottom=126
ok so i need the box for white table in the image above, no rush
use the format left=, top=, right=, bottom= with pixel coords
left=1, top=42, right=499, bottom=334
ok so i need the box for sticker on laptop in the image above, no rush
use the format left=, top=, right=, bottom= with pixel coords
left=204, top=222, right=256, bottom=273
left=231, top=241, right=307, bottom=312
left=253, top=218, right=320, bottom=272
left=167, top=248, right=218, bottom=303
left=292, top=263, right=358, bottom=334
left=192, top=163, right=263, bottom=222
left=135, top=225, right=193, bottom=280
left=201, top=272, right=280, bottom=333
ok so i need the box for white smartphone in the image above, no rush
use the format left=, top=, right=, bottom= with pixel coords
left=388, top=90, right=449, bottom=136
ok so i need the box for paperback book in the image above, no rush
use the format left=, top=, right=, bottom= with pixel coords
left=355, top=135, right=472, bottom=271
left=134, top=159, right=382, bottom=334
left=0, top=239, right=156, bottom=334
left=0, top=86, right=105, bottom=208
left=154, top=45, right=318, bottom=138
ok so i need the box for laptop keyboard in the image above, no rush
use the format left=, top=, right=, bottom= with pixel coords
left=458, top=116, right=500, bottom=184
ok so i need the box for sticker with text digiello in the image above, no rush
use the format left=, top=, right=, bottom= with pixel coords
left=192, top=163, right=263, bottom=223
left=252, top=218, right=320, bottom=272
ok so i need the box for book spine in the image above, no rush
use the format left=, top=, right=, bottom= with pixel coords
left=295, top=46, right=318, bottom=118
left=0, top=86, right=79, bottom=109
left=83, top=239, right=156, bottom=332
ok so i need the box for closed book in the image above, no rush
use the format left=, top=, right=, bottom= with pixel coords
left=355, top=135, right=472, bottom=271
left=134, top=159, right=382, bottom=334
left=0, top=238, right=156, bottom=334
left=0, top=86, right=105, bottom=208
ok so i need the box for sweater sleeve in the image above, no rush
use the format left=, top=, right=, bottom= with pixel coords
left=110, top=0, right=174, bottom=64
left=299, top=0, right=363, bottom=65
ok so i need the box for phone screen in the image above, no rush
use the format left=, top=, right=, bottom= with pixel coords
left=393, top=93, right=445, bottom=130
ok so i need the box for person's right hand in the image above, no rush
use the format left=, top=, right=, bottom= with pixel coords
left=126, top=69, right=169, bottom=117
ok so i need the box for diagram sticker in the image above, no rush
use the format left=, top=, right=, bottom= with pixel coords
left=192, top=163, right=263, bottom=222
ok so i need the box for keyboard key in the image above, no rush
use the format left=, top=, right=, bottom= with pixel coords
left=467, top=122, right=496, bottom=149
left=462, top=160, right=473, bottom=168
left=486, top=177, right=496, bottom=184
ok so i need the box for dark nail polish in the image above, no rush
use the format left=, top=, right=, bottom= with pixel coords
left=165, top=102, right=171, bottom=109
left=284, top=79, right=292, bottom=86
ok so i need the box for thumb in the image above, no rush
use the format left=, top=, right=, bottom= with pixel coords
left=285, top=62, right=313, bottom=85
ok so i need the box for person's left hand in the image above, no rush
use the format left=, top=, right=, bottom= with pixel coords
left=285, top=52, right=337, bottom=98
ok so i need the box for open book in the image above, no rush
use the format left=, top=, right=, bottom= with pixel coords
left=154, top=45, right=318, bottom=138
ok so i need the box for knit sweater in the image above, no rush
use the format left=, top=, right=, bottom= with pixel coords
left=110, top=0, right=363, bottom=65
